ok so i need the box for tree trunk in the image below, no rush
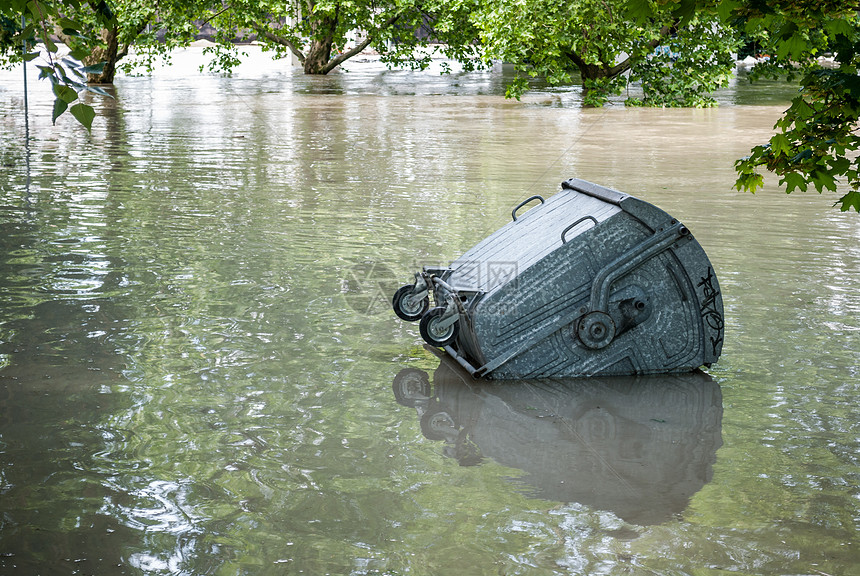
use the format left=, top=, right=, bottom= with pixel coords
left=300, top=7, right=343, bottom=75
left=564, top=26, right=670, bottom=105
left=85, top=25, right=120, bottom=84
left=257, top=10, right=400, bottom=75
left=580, top=60, right=629, bottom=105
left=303, top=37, right=335, bottom=74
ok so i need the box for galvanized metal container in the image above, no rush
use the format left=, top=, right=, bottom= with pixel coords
left=392, top=179, right=724, bottom=378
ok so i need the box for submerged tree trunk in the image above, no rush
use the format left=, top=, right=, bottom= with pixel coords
left=563, top=50, right=632, bottom=106
left=564, top=25, right=670, bottom=106
left=303, top=12, right=339, bottom=75
left=56, top=23, right=135, bottom=85
left=303, top=37, right=335, bottom=74
left=252, top=6, right=401, bottom=75
left=85, top=26, right=120, bottom=83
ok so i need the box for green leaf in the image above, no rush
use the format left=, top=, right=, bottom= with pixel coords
left=69, top=103, right=96, bottom=132
left=777, top=32, right=808, bottom=61
left=672, top=0, right=697, bottom=26
left=23, top=51, right=40, bottom=62
left=625, top=0, right=655, bottom=24
left=771, top=133, right=791, bottom=157
left=80, top=63, right=106, bottom=75
left=69, top=66, right=87, bottom=80
left=15, top=23, right=37, bottom=40
left=70, top=48, right=90, bottom=61
left=52, top=98, right=68, bottom=125
left=810, top=169, right=837, bottom=193
left=735, top=170, right=764, bottom=193
left=716, top=0, right=740, bottom=22
left=837, top=190, right=860, bottom=212
left=829, top=157, right=851, bottom=175
left=25, top=1, right=41, bottom=18
left=83, top=85, right=114, bottom=98
left=781, top=172, right=807, bottom=193
left=91, top=0, right=116, bottom=25
left=823, top=18, right=854, bottom=38
left=44, top=35, right=58, bottom=53
left=58, top=17, right=84, bottom=31
left=63, top=78, right=87, bottom=89
left=52, top=84, right=78, bottom=103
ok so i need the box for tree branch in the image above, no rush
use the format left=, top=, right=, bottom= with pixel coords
left=118, top=19, right=150, bottom=62
left=565, top=24, right=671, bottom=79
left=321, top=12, right=402, bottom=73
left=201, top=4, right=233, bottom=27
left=252, top=24, right=306, bottom=65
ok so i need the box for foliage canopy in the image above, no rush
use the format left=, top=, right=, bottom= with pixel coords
left=471, top=0, right=739, bottom=107
left=720, top=0, right=860, bottom=211
left=200, top=0, right=482, bottom=76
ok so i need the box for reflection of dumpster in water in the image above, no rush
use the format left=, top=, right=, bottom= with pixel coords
left=393, top=354, right=723, bottom=526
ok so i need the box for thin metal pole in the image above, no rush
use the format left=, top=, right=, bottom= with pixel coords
left=22, top=14, right=32, bottom=203
left=22, top=14, right=29, bottom=138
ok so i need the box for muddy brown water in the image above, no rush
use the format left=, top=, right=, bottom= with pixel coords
left=1, top=49, right=858, bottom=575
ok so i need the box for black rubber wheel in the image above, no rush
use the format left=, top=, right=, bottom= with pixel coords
left=392, top=285, right=429, bottom=322
left=391, top=368, right=431, bottom=407
left=419, top=306, right=459, bottom=348
left=420, top=405, right=458, bottom=441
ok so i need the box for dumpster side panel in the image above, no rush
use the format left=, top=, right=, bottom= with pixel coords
left=489, top=249, right=708, bottom=378
left=688, top=257, right=725, bottom=364
left=470, top=212, right=655, bottom=375
left=466, top=211, right=720, bottom=378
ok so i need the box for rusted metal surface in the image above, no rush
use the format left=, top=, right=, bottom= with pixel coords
left=393, top=179, right=725, bottom=378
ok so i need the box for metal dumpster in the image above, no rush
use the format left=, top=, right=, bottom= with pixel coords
left=392, top=178, right=724, bottom=379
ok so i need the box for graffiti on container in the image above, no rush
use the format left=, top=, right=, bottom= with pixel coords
left=697, top=267, right=724, bottom=355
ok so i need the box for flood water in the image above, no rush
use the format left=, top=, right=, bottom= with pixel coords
left=1, top=48, right=859, bottom=575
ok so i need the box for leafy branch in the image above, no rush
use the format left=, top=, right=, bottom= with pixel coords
left=13, top=0, right=114, bottom=131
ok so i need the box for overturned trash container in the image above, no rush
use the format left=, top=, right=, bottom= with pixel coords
left=392, top=179, right=724, bottom=379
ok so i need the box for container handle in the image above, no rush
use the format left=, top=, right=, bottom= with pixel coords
left=511, top=195, right=545, bottom=221
left=561, top=216, right=598, bottom=244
